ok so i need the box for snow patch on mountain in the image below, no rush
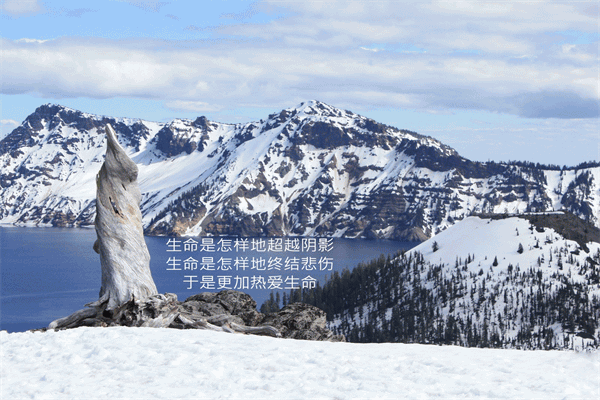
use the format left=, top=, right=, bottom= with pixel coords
left=1, top=102, right=598, bottom=240
left=327, top=213, right=600, bottom=349
left=413, top=215, right=597, bottom=284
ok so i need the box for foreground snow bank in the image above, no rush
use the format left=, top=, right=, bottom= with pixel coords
left=2, top=327, right=598, bottom=399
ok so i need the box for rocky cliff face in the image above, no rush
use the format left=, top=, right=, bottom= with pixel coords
left=1, top=101, right=598, bottom=240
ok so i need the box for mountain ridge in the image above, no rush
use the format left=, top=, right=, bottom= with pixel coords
left=1, top=101, right=598, bottom=241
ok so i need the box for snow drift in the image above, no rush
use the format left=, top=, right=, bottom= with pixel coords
left=1, top=327, right=598, bottom=399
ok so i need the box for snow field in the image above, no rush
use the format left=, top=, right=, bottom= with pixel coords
left=1, top=327, right=598, bottom=400
left=412, top=216, right=599, bottom=281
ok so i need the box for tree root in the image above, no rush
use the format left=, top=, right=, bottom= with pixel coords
left=48, top=293, right=281, bottom=338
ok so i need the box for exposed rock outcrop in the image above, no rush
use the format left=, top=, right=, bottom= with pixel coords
left=43, top=290, right=344, bottom=342
left=181, top=291, right=344, bottom=341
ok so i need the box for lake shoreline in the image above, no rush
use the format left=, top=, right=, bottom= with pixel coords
left=1, top=227, right=418, bottom=333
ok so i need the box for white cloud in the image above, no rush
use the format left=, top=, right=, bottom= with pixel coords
left=560, top=44, right=595, bottom=63
left=1, top=119, right=19, bottom=126
left=0, top=0, right=42, bottom=16
left=360, top=47, right=382, bottom=53
left=429, top=0, right=516, bottom=16
left=15, top=38, right=51, bottom=43
left=1, top=1, right=598, bottom=120
left=425, top=116, right=599, bottom=164
left=0, top=119, right=20, bottom=140
left=164, top=100, right=222, bottom=113
left=113, top=0, right=169, bottom=13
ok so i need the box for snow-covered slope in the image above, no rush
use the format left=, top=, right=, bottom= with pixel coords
left=2, top=327, right=598, bottom=399
left=325, top=212, right=600, bottom=349
left=412, top=214, right=599, bottom=281
left=1, top=102, right=598, bottom=240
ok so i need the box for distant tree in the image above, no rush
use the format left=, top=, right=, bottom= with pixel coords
left=432, top=241, right=439, bottom=253
left=492, top=256, right=498, bottom=267
left=517, top=243, right=524, bottom=254
left=260, top=292, right=280, bottom=313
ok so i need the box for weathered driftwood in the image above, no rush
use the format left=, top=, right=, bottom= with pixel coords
left=48, top=307, right=99, bottom=330
left=44, top=285, right=348, bottom=341
left=94, top=123, right=157, bottom=310
left=176, top=313, right=280, bottom=336
left=46, top=291, right=283, bottom=337
left=47, top=297, right=109, bottom=329
left=46, top=125, right=288, bottom=338
left=49, top=123, right=157, bottom=329
left=111, top=293, right=281, bottom=337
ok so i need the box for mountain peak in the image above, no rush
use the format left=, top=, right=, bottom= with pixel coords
left=34, top=103, right=69, bottom=115
left=35, top=103, right=86, bottom=115
left=2, top=101, right=598, bottom=240
left=285, top=100, right=347, bottom=119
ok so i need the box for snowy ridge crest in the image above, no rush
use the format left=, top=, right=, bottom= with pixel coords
left=323, top=213, right=600, bottom=349
left=0, top=101, right=598, bottom=240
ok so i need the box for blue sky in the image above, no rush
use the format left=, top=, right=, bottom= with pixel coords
left=1, top=0, right=598, bottom=166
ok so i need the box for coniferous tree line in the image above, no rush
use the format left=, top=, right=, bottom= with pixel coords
left=264, top=246, right=600, bottom=350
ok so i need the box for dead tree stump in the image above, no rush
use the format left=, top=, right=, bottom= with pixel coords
left=47, top=124, right=285, bottom=338
left=93, top=123, right=158, bottom=311
left=50, top=123, right=157, bottom=328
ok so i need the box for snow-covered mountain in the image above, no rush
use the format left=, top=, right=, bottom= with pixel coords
left=1, top=101, right=598, bottom=240
left=319, top=212, right=600, bottom=349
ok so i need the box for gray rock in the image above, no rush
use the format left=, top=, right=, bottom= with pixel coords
left=260, top=303, right=345, bottom=342
left=180, top=290, right=345, bottom=341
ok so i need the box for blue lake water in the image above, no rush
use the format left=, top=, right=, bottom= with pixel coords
left=0, top=226, right=417, bottom=332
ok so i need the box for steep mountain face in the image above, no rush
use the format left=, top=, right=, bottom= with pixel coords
left=306, top=213, right=600, bottom=349
left=0, top=104, right=157, bottom=227
left=1, top=101, right=598, bottom=241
